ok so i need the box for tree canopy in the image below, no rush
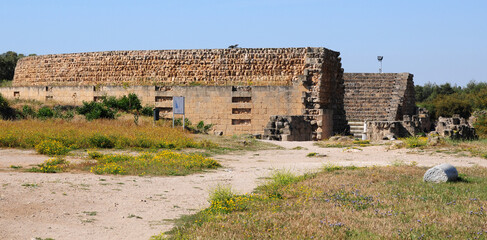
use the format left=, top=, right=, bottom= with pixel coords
left=0, top=51, right=35, bottom=81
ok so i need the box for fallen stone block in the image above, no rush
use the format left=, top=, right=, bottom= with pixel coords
left=423, top=163, right=458, bottom=183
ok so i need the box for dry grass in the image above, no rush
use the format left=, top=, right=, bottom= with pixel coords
left=440, top=139, right=487, bottom=159
left=192, top=134, right=283, bottom=155
left=165, top=166, right=487, bottom=239
left=0, top=119, right=197, bottom=149
left=72, top=150, right=221, bottom=176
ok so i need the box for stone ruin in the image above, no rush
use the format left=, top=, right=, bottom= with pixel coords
left=365, top=110, right=478, bottom=141
left=263, top=115, right=314, bottom=141
left=0, top=46, right=429, bottom=141
left=433, top=115, right=478, bottom=140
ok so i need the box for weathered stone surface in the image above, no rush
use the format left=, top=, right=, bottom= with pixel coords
left=423, top=163, right=458, bottom=183
left=263, top=115, right=313, bottom=141
left=343, top=73, right=416, bottom=122
left=8, top=47, right=348, bottom=139
left=434, top=115, right=478, bottom=140
left=366, top=121, right=408, bottom=141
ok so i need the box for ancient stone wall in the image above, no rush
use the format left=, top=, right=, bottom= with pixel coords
left=0, top=85, right=303, bottom=136
left=343, top=73, right=415, bottom=122
left=14, top=48, right=309, bottom=87
left=8, top=47, right=347, bottom=139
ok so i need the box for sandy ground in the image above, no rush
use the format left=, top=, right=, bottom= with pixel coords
left=1, top=141, right=486, bottom=240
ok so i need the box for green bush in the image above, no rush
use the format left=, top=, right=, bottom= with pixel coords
left=37, top=106, right=54, bottom=119
left=102, top=93, right=141, bottom=112
left=77, top=101, right=116, bottom=120
left=473, top=112, right=487, bottom=138
left=0, top=93, right=18, bottom=120
left=22, top=105, right=36, bottom=118
left=88, top=134, right=115, bottom=148
left=141, top=106, right=154, bottom=116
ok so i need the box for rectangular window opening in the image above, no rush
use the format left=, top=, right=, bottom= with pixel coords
left=159, top=107, right=173, bottom=113
left=232, top=119, right=251, bottom=125
left=232, top=97, right=252, bottom=103
left=155, top=96, right=173, bottom=102
left=232, top=108, right=251, bottom=114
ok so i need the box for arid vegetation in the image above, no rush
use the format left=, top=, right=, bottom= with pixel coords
left=0, top=119, right=197, bottom=150
left=161, top=166, right=487, bottom=239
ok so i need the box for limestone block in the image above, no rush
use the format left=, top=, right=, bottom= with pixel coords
left=423, top=164, right=458, bottom=183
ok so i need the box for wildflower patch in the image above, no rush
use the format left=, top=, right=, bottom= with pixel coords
left=35, top=139, right=70, bottom=156
left=29, top=157, right=68, bottom=173
left=87, top=151, right=221, bottom=176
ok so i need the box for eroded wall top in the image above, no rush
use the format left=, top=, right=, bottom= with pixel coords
left=12, top=48, right=336, bottom=87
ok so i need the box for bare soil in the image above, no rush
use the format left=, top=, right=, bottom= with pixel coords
left=1, top=141, right=486, bottom=240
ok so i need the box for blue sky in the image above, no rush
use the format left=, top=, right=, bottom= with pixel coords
left=1, top=0, right=486, bottom=86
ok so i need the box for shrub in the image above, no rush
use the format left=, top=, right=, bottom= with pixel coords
left=0, top=93, right=18, bottom=120
left=37, top=106, right=54, bottom=119
left=35, top=139, right=70, bottom=156
left=118, top=93, right=142, bottom=111
left=22, top=105, right=36, bottom=118
left=141, top=106, right=154, bottom=116
left=88, top=134, right=115, bottom=148
left=473, top=112, right=487, bottom=138
left=102, top=93, right=142, bottom=112
left=77, top=101, right=116, bottom=120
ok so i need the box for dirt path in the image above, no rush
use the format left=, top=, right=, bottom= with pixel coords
left=1, top=141, right=486, bottom=240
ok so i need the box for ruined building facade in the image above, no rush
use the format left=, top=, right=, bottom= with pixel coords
left=0, top=47, right=416, bottom=140
left=1, top=47, right=355, bottom=140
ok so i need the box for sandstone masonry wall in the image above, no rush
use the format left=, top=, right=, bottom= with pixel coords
left=343, top=73, right=415, bottom=122
left=0, top=85, right=303, bottom=136
left=7, top=47, right=347, bottom=139
left=14, top=48, right=308, bottom=87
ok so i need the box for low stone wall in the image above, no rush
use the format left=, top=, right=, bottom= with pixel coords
left=344, top=73, right=415, bottom=122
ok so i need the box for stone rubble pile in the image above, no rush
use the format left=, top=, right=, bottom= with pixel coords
left=263, top=115, right=313, bottom=141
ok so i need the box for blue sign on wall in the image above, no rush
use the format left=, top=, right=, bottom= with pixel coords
left=173, top=96, right=185, bottom=114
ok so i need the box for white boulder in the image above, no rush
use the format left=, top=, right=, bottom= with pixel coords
left=423, top=163, right=458, bottom=183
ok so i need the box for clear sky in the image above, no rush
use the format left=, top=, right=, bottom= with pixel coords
left=1, top=0, right=486, bottom=86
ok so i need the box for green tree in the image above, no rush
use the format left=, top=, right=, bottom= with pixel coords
left=0, top=51, right=25, bottom=80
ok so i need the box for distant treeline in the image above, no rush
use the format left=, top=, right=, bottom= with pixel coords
left=415, top=81, right=487, bottom=119
left=0, top=51, right=35, bottom=81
